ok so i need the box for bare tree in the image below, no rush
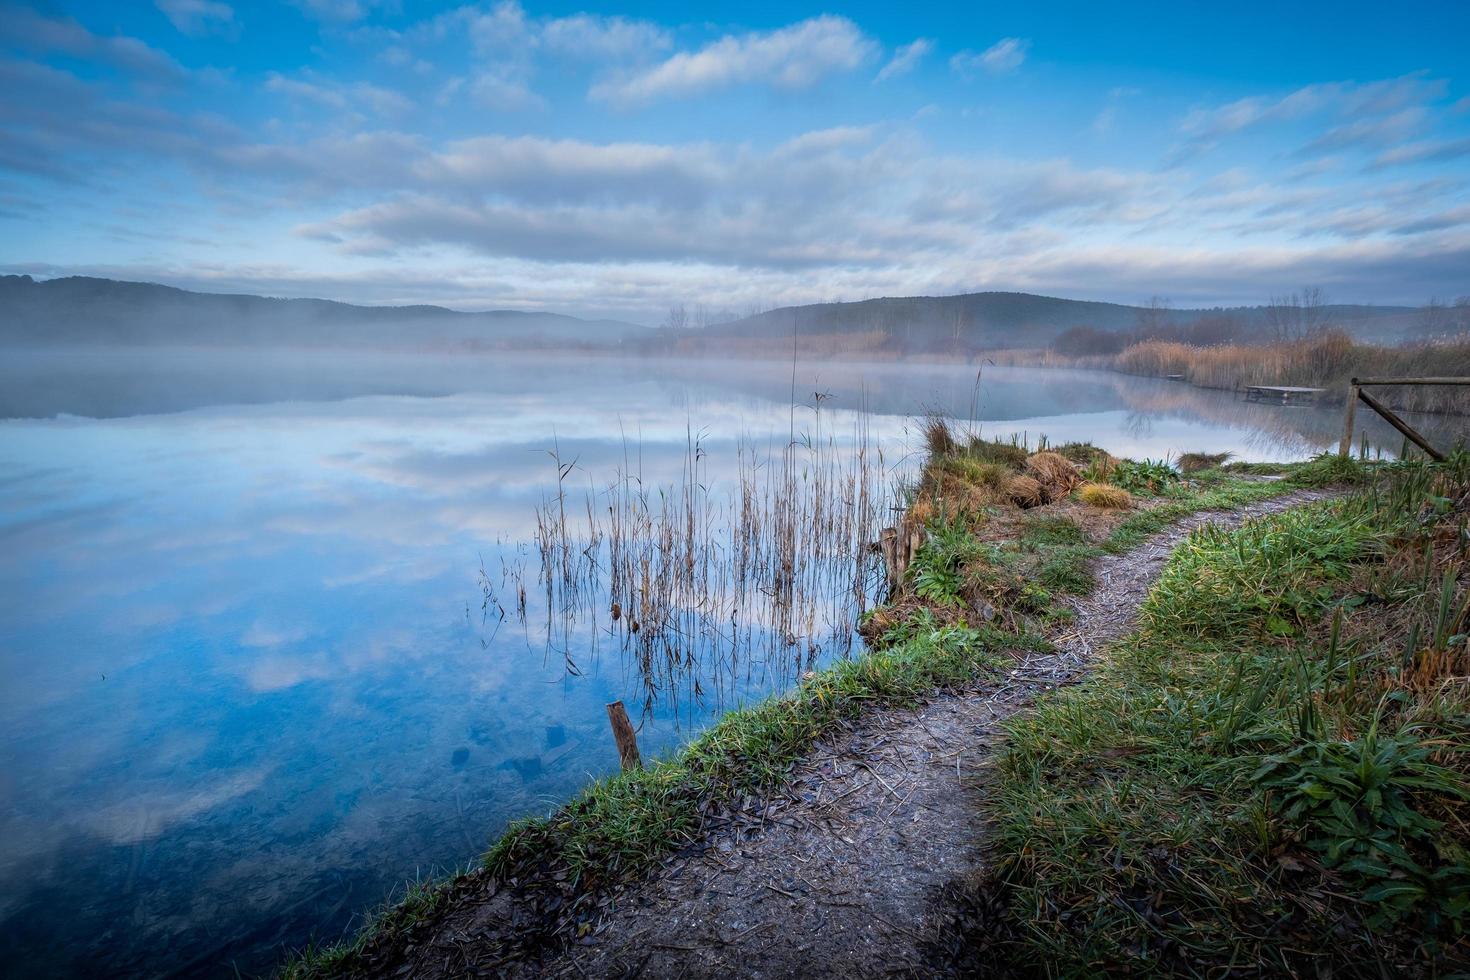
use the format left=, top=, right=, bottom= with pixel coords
left=1419, top=297, right=1449, bottom=337
left=1266, top=286, right=1330, bottom=341
left=663, top=303, right=689, bottom=330
left=1301, top=286, right=1329, bottom=335
left=1135, top=295, right=1172, bottom=339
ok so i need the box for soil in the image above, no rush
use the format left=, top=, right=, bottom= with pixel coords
left=375, top=489, right=1337, bottom=979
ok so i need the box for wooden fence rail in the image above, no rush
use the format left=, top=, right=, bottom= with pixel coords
left=1338, top=377, right=1470, bottom=462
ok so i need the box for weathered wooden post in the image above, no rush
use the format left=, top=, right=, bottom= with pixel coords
left=879, top=526, right=900, bottom=595
left=605, top=700, right=642, bottom=771
left=1338, top=380, right=1359, bottom=457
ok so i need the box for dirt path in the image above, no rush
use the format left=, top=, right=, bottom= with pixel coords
left=406, top=490, right=1335, bottom=979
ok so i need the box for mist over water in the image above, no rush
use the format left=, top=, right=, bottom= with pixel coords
left=0, top=350, right=1448, bottom=977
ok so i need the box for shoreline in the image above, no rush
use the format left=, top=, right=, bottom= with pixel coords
left=282, top=449, right=1334, bottom=978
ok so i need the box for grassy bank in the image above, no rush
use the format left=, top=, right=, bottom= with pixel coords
left=978, top=453, right=1470, bottom=973
left=286, top=432, right=1326, bottom=977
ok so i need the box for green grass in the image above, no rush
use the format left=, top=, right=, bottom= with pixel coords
left=982, top=455, right=1470, bottom=973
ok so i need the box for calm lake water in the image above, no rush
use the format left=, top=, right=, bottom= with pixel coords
left=0, top=350, right=1451, bottom=977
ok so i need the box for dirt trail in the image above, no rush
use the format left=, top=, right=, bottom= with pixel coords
left=411, top=490, right=1336, bottom=979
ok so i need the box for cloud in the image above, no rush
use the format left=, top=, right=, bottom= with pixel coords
left=590, top=16, right=877, bottom=105
left=951, top=37, right=1029, bottom=78
left=265, top=71, right=348, bottom=108
left=1177, top=73, right=1450, bottom=160
left=1372, top=136, right=1470, bottom=168
left=469, top=71, right=544, bottom=110
left=410, top=1, right=529, bottom=53
left=875, top=38, right=932, bottom=82
left=1298, top=106, right=1426, bottom=154
left=155, top=0, right=236, bottom=38
left=0, top=8, right=188, bottom=82
left=1090, top=87, right=1140, bottom=135
left=540, top=13, right=672, bottom=60
left=264, top=70, right=413, bottom=115
left=291, top=0, right=374, bottom=23
left=290, top=131, right=1166, bottom=272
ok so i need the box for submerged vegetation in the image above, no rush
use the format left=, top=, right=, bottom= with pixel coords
left=520, top=411, right=892, bottom=718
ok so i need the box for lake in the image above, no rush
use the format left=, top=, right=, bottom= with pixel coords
left=0, top=350, right=1450, bottom=977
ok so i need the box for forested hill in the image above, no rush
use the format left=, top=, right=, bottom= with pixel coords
left=697, top=291, right=1417, bottom=351
left=0, top=275, right=643, bottom=348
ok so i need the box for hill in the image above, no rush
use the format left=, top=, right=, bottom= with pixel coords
left=684, top=291, right=1418, bottom=354
left=0, top=275, right=643, bottom=349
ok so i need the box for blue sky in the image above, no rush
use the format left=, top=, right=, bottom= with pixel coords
left=2, top=0, right=1468, bottom=322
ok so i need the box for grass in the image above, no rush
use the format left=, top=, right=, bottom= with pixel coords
left=979, top=452, right=1470, bottom=973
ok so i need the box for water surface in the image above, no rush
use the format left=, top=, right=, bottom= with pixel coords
left=0, top=351, right=1448, bottom=977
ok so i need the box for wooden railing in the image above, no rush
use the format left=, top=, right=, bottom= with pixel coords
left=1338, top=377, right=1470, bottom=461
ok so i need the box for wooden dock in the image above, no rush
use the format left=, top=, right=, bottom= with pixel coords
left=1244, top=384, right=1325, bottom=405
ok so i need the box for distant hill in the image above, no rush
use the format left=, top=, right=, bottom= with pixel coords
left=691, top=292, right=1419, bottom=352
left=0, top=275, right=644, bottom=348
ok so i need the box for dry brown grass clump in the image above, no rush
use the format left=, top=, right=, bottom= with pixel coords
left=1007, top=475, right=1045, bottom=508
left=1025, top=451, right=1081, bottom=502
left=1077, top=482, right=1133, bottom=508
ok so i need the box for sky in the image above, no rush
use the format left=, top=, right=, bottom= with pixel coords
left=1, top=0, right=1468, bottom=323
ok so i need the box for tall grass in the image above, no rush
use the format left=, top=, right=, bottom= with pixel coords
left=1115, top=330, right=1470, bottom=414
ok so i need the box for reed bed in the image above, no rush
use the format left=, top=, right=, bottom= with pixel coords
left=1115, top=331, right=1470, bottom=414
left=530, top=411, right=896, bottom=719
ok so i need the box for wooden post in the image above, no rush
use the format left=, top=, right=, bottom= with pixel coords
left=878, top=527, right=900, bottom=595
left=1338, top=381, right=1359, bottom=457
left=1356, top=387, right=1445, bottom=462
left=605, top=700, right=642, bottom=771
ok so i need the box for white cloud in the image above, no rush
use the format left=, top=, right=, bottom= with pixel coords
left=410, top=1, right=529, bottom=53
left=265, top=71, right=349, bottom=108
left=951, top=38, right=1029, bottom=78
left=875, top=38, right=932, bottom=82
left=155, top=0, right=236, bottom=37
left=590, top=16, right=877, bottom=105
left=541, top=13, right=672, bottom=60
left=264, top=71, right=414, bottom=115
left=469, top=71, right=544, bottom=111
left=1180, top=74, right=1448, bottom=144
left=291, top=0, right=373, bottom=23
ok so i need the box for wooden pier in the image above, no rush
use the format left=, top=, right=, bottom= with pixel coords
left=1244, top=384, right=1326, bottom=405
